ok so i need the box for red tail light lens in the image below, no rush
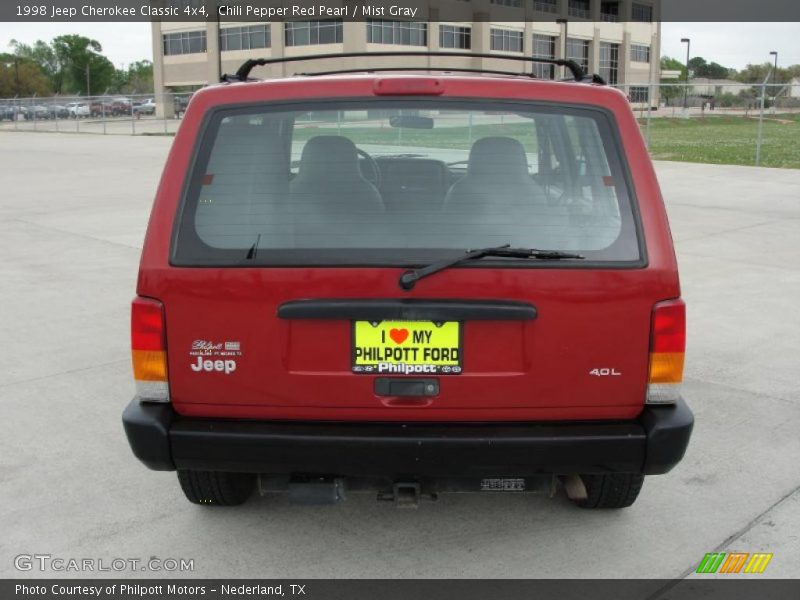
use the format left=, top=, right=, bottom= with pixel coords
left=132, top=297, right=165, bottom=351
left=131, top=297, right=169, bottom=401
left=651, top=300, right=686, bottom=355
left=647, top=299, right=686, bottom=404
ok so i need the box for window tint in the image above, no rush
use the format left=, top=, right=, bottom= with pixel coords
left=220, top=25, right=271, bottom=51
left=490, top=29, right=524, bottom=53
left=566, top=38, right=590, bottom=73
left=632, top=3, right=653, bottom=22
left=534, top=0, right=558, bottom=14
left=367, top=20, right=428, bottom=45
left=284, top=20, right=343, bottom=46
left=629, top=86, right=650, bottom=103
left=439, top=25, right=471, bottom=49
left=533, top=34, right=556, bottom=79
left=162, top=31, right=207, bottom=56
left=568, top=0, right=591, bottom=19
left=599, top=42, right=620, bottom=85
left=631, top=44, right=651, bottom=63
left=173, top=100, right=641, bottom=266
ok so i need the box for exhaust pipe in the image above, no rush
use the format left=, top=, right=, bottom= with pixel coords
left=562, top=475, right=588, bottom=500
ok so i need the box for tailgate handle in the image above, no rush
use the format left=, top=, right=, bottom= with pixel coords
left=375, top=378, right=439, bottom=398
left=278, top=299, right=537, bottom=321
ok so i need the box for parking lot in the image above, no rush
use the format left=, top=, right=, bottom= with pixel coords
left=0, top=132, right=798, bottom=580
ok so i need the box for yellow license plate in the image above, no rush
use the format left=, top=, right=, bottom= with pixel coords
left=352, top=321, right=462, bottom=375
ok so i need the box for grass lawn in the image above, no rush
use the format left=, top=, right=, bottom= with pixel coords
left=293, top=113, right=800, bottom=169
left=639, top=114, right=800, bottom=169
left=293, top=121, right=538, bottom=151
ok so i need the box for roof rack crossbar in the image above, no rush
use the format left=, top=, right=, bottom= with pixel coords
left=296, top=66, right=540, bottom=79
left=229, top=51, right=590, bottom=83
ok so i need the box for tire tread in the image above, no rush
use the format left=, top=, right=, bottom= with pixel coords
left=177, top=470, right=254, bottom=506
left=576, top=473, right=644, bottom=509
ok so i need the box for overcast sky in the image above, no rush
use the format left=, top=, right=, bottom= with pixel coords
left=0, top=22, right=798, bottom=70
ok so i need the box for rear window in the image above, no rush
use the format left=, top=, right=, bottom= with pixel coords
left=172, top=98, right=642, bottom=266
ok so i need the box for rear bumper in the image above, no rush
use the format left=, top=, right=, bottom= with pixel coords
left=122, top=398, right=693, bottom=477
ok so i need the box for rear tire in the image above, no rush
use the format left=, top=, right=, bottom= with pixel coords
left=177, top=470, right=255, bottom=506
left=574, top=473, right=644, bottom=509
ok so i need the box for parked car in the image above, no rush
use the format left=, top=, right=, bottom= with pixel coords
left=48, top=104, right=70, bottom=119
left=89, top=100, right=114, bottom=117
left=0, top=105, right=22, bottom=121
left=133, top=99, right=156, bottom=115
left=110, top=97, right=133, bottom=115
left=67, top=102, right=90, bottom=118
left=25, top=105, right=50, bottom=120
left=123, top=54, right=693, bottom=509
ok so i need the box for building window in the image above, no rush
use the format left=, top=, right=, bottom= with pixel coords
left=532, top=34, right=556, bottom=79
left=599, top=42, right=619, bottom=85
left=566, top=38, right=590, bottom=73
left=367, top=20, right=427, bottom=46
left=162, top=30, right=207, bottom=56
left=490, top=0, right=522, bottom=5
left=630, top=44, right=651, bottom=63
left=629, top=86, right=650, bottom=103
left=439, top=25, right=472, bottom=49
left=600, top=2, right=619, bottom=21
left=491, top=28, right=524, bottom=53
left=533, top=0, right=558, bottom=13
left=220, top=25, right=270, bottom=52
left=631, top=3, right=653, bottom=22
left=568, top=0, right=591, bottom=19
left=285, top=20, right=343, bottom=46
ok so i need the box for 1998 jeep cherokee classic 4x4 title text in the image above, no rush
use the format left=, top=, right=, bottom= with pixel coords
left=123, top=53, right=693, bottom=509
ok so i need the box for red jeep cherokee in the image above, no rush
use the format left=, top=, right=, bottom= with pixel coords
left=123, top=54, right=693, bottom=509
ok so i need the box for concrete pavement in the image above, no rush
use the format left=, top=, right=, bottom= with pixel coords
left=0, top=133, right=798, bottom=580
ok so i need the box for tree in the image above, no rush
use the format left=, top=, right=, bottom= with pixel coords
left=735, top=63, right=774, bottom=84
left=3, top=35, right=157, bottom=98
left=50, top=35, right=115, bottom=95
left=687, top=56, right=733, bottom=79
left=687, top=56, right=707, bottom=74
left=661, top=56, right=687, bottom=78
left=733, top=62, right=800, bottom=97
left=10, top=39, right=64, bottom=93
left=112, top=60, right=154, bottom=94
left=0, top=52, right=51, bottom=96
left=659, top=56, right=686, bottom=104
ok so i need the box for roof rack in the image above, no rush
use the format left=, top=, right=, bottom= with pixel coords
left=224, top=51, right=604, bottom=84
left=299, top=66, right=537, bottom=79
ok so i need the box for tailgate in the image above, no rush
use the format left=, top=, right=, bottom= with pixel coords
left=163, top=267, right=656, bottom=421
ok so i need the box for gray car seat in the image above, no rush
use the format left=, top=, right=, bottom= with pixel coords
left=290, top=136, right=384, bottom=214
left=444, top=136, right=546, bottom=215
left=289, top=135, right=386, bottom=247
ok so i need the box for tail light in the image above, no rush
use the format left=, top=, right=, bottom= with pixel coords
left=647, top=299, right=685, bottom=404
left=131, top=297, right=169, bottom=402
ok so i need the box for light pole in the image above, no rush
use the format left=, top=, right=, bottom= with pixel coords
left=556, top=18, right=568, bottom=80
left=217, top=3, right=224, bottom=81
left=769, top=51, right=778, bottom=100
left=681, top=38, right=691, bottom=111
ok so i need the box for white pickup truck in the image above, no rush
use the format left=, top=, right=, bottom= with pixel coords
left=67, top=103, right=90, bottom=118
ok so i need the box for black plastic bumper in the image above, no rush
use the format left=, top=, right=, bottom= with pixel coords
left=122, top=399, right=693, bottom=477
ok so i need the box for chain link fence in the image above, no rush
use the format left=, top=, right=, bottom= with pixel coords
left=1, top=82, right=798, bottom=168
left=0, top=92, right=194, bottom=136
left=617, top=82, right=800, bottom=168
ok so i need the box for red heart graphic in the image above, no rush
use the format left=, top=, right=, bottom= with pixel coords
left=389, top=328, right=409, bottom=344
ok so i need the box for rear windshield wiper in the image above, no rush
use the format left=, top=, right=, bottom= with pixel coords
left=399, top=244, right=584, bottom=290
